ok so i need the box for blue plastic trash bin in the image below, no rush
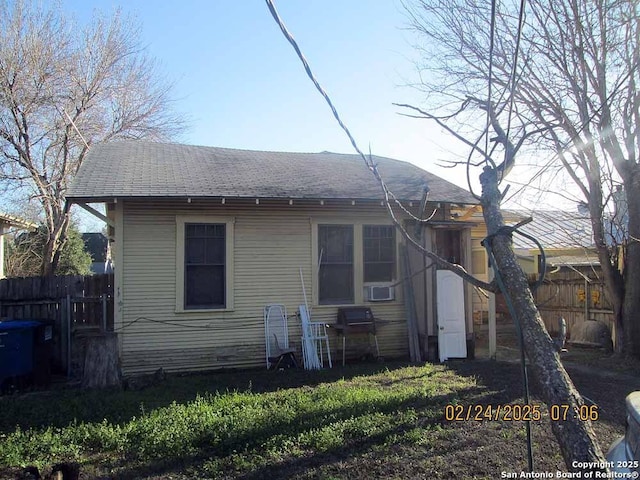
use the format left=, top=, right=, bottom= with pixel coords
left=0, top=320, right=42, bottom=388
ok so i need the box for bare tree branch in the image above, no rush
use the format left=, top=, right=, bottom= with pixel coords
left=0, top=0, right=186, bottom=274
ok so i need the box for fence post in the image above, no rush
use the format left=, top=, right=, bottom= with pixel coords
left=67, top=294, right=72, bottom=378
left=584, top=279, right=590, bottom=322
left=102, top=294, right=107, bottom=332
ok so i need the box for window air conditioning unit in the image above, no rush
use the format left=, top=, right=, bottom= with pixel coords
left=365, top=285, right=395, bottom=302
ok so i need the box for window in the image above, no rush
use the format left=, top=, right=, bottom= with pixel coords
left=363, top=225, right=395, bottom=282
left=318, top=225, right=354, bottom=304
left=184, top=223, right=225, bottom=309
left=435, top=229, right=462, bottom=264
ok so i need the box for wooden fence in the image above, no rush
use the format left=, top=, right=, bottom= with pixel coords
left=0, top=274, right=114, bottom=375
left=532, top=266, right=615, bottom=340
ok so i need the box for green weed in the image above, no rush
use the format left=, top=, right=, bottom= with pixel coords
left=0, top=362, right=476, bottom=477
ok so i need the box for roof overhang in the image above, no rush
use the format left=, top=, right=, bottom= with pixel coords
left=547, top=255, right=600, bottom=267
left=426, top=220, right=477, bottom=228
left=0, top=213, right=37, bottom=231
left=65, top=195, right=477, bottom=207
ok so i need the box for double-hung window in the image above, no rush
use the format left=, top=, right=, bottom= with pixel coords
left=363, top=225, right=395, bottom=282
left=184, top=223, right=226, bottom=309
left=318, top=225, right=354, bottom=304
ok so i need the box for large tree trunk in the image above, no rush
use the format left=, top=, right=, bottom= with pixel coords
left=41, top=210, right=69, bottom=276
left=591, top=213, right=625, bottom=354
left=480, top=166, right=607, bottom=471
left=81, top=332, right=121, bottom=389
left=623, top=175, right=640, bottom=358
left=624, top=247, right=640, bottom=357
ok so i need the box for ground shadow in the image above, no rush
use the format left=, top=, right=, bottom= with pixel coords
left=0, top=361, right=411, bottom=433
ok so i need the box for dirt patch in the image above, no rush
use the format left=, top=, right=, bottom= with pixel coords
left=227, top=360, right=635, bottom=480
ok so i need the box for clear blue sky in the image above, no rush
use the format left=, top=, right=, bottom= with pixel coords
left=62, top=0, right=467, bottom=188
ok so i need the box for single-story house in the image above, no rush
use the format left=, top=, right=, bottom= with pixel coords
left=66, top=141, right=480, bottom=374
left=0, top=213, right=37, bottom=279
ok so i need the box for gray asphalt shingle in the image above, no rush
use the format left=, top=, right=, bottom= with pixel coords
left=66, top=141, right=478, bottom=204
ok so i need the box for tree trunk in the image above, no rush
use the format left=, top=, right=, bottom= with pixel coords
left=480, top=166, right=607, bottom=472
left=81, top=332, right=121, bottom=389
left=596, top=247, right=624, bottom=354
left=623, top=174, right=640, bottom=358
left=623, top=248, right=640, bottom=358
left=42, top=212, right=70, bottom=276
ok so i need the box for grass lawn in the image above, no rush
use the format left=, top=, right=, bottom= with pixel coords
left=0, top=360, right=633, bottom=479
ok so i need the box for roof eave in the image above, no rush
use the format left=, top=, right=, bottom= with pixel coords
left=66, top=194, right=478, bottom=205
left=0, top=213, right=37, bottom=230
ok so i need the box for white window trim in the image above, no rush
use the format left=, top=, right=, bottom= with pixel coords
left=175, top=215, right=235, bottom=313
left=311, top=219, right=401, bottom=307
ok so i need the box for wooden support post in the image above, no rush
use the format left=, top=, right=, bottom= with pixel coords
left=0, top=223, right=6, bottom=280
left=66, top=294, right=72, bottom=378
left=400, top=244, right=422, bottom=362
left=101, top=294, right=107, bottom=332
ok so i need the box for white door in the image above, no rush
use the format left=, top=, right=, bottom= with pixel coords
left=437, top=270, right=467, bottom=362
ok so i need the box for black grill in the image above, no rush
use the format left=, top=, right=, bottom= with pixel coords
left=337, top=307, right=376, bottom=333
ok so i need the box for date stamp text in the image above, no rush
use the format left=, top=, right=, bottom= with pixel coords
left=445, top=403, right=600, bottom=422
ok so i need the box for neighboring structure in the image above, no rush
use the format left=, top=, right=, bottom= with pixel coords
left=469, top=207, right=603, bottom=356
left=509, top=208, right=596, bottom=274
left=66, top=141, right=479, bottom=374
left=0, top=213, right=37, bottom=279
left=471, top=207, right=597, bottom=316
left=82, top=233, right=113, bottom=274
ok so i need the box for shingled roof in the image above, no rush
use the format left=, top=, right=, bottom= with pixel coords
left=66, top=141, right=478, bottom=204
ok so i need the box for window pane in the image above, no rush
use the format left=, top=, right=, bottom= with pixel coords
left=364, top=263, right=394, bottom=282
left=185, top=265, right=225, bottom=307
left=319, top=264, right=353, bottom=303
left=187, top=223, right=209, bottom=238
left=319, top=225, right=353, bottom=263
left=206, top=237, right=225, bottom=264
left=363, top=242, right=377, bottom=260
left=319, top=225, right=354, bottom=303
left=186, top=237, right=205, bottom=264
left=206, top=224, right=225, bottom=238
left=184, top=223, right=226, bottom=308
left=363, top=225, right=395, bottom=282
left=379, top=240, right=394, bottom=261
left=186, top=224, right=198, bottom=237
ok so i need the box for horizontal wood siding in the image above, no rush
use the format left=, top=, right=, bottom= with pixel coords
left=470, top=223, right=490, bottom=323
left=120, top=201, right=409, bottom=374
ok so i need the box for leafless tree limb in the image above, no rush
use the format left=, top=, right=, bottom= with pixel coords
left=0, top=0, right=186, bottom=275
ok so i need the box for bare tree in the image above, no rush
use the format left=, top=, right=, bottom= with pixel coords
left=397, top=97, right=608, bottom=470
left=264, top=0, right=609, bottom=470
left=0, top=0, right=185, bottom=275
left=403, top=0, right=640, bottom=359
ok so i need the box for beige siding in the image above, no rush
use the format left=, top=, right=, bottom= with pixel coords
left=470, top=221, right=490, bottom=323
left=119, top=200, right=410, bottom=374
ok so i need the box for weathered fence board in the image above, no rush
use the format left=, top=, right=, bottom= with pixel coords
left=0, top=274, right=113, bottom=301
left=0, top=274, right=115, bottom=375
left=530, top=267, right=614, bottom=340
